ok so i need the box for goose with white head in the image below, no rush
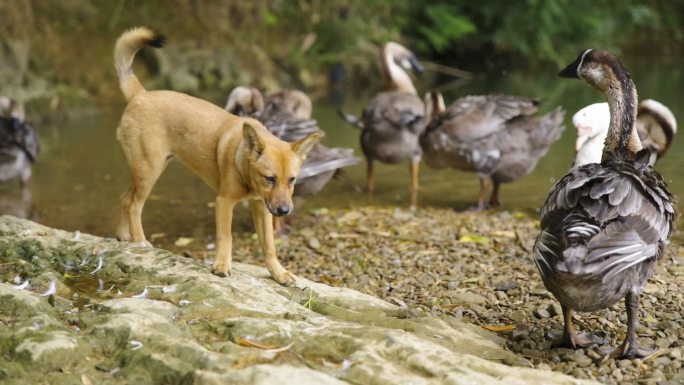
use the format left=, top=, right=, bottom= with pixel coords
left=534, top=49, right=676, bottom=359
left=573, top=99, right=677, bottom=167
left=339, top=42, right=426, bottom=207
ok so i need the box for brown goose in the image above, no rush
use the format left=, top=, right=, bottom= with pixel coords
left=534, top=50, right=675, bottom=359
left=225, top=86, right=360, bottom=196
left=339, top=42, right=425, bottom=207
left=573, top=100, right=677, bottom=167
left=263, top=89, right=312, bottom=120
left=420, top=92, right=565, bottom=210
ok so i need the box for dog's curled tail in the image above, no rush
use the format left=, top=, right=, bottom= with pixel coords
left=114, top=27, right=166, bottom=101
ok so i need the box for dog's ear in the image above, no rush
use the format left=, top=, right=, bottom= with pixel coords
left=291, top=132, right=321, bottom=160
left=243, top=122, right=265, bottom=157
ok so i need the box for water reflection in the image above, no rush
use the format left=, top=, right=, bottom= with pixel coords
left=0, top=186, right=32, bottom=218
left=7, top=54, right=684, bottom=247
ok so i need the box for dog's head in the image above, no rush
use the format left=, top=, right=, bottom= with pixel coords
left=243, top=122, right=320, bottom=217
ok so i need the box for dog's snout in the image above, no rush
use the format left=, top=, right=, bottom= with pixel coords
left=274, top=206, right=291, bottom=216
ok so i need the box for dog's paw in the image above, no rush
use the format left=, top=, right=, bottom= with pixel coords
left=137, top=240, right=153, bottom=248
left=212, top=262, right=231, bottom=277
left=272, top=270, right=296, bottom=286
left=116, top=235, right=131, bottom=242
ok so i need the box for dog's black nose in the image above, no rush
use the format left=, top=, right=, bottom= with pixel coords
left=275, top=206, right=291, bottom=216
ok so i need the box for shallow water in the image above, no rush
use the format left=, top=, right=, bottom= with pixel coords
left=4, top=55, right=684, bottom=248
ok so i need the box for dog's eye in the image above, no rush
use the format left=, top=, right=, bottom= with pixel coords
left=288, top=177, right=296, bottom=185
left=264, top=176, right=276, bottom=185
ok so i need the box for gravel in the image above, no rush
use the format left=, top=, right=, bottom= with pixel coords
left=179, top=205, right=684, bottom=385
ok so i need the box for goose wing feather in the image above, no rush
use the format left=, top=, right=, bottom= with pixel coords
left=362, top=91, right=425, bottom=135
left=535, top=160, right=674, bottom=285
left=424, top=95, right=540, bottom=141
left=421, top=96, right=563, bottom=179
left=255, top=102, right=323, bottom=142
left=298, top=146, right=360, bottom=178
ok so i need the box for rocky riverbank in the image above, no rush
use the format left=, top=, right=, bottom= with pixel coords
left=206, top=206, right=683, bottom=385
left=0, top=215, right=599, bottom=385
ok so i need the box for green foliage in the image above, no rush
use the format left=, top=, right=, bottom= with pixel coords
left=413, top=3, right=476, bottom=54
left=2, top=0, right=683, bottom=104
left=401, top=0, right=680, bottom=67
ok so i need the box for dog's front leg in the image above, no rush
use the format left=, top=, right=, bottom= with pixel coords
left=249, top=199, right=295, bottom=285
left=212, top=195, right=237, bottom=277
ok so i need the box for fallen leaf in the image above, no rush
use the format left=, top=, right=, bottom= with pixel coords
left=174, top=237, right=194, bottom=247
left=458, top=235, right=490, bottom=244
left=81, top=374, right=93, bottom=385
left=490, top=230, right=515, bottom=238
left=235, top=338, right=294, bottom=352
left=328, top=232, right=360, bottom=239
left=481, top=325, right=515, bottom=332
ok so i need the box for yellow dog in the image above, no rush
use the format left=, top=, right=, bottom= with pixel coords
left=114, top=27, right=319, bottom=284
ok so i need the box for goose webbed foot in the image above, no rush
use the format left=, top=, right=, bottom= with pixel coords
left=554, top=330, right=606, bottom=349
left=607, top=291, right=657, bottom=359
left=608, top=340, right=658, bottom=360
left=554, top=305, right=607, bottom=349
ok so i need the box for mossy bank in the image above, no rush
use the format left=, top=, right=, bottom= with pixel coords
left=0, top=215, right=602, bottom=385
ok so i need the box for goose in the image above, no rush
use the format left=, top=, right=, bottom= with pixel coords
left=225, top=86, right=360, bottom=197
left=339, top=42, right=425, bottom=207
left=0, top=98, right=38, bottom=187
left=263, top=89, right=312, bottom=120
left=420, top=92, right=565, bottom=210
left=573, top=100, right=677, bottom=167
left=533, top=49, right=675, bottom=359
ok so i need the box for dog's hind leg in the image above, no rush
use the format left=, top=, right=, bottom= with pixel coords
left=116, top=184, right=134, bottom=241
left=249, top=199, right=295, bottom=285
left=124, top=152, right=168, bottom=245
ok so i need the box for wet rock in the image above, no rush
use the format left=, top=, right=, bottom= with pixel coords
left=14, top=330, right=83, bottom=371
left=0, top=216, right=601, bottom=385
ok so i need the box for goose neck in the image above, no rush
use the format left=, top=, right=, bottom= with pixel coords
left=602, top=71, right=642, bottom=160
left=382, top=46, right=417, bottom=95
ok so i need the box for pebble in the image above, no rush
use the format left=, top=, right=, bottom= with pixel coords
left=668, top=348, right=681, bottom=360
left=534, top=308, right=551, bottom=319
left=494, top=281, right=518, bottom=291
left=307, top=237, right=320, bottom=249
left=614, top=360, right=631, bottom=369
left=509, top=310, right=527, bottom=323
left=547, top=303, right=562, bottom=317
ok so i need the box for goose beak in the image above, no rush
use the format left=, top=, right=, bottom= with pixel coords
left=575, top=134, right=589, bottom=151
left=559, top=60, right=580, bottom=78
left=410, top=56, right=424, bottom=75
left=575, top=124, right=591, bottom=151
